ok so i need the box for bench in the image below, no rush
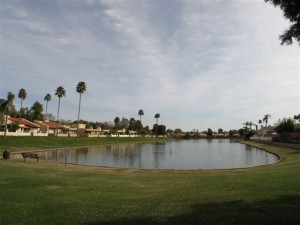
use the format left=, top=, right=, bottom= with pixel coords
left=21, top=152, right=39, bottom=163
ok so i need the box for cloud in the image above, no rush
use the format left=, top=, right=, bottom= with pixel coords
left=1, top=0, right=298, bottom=131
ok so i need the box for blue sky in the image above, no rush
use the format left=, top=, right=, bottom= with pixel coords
left=1, top=0, right=299, bottom=131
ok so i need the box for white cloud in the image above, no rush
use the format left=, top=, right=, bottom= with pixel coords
left=1, top=0, right=298, bottom=131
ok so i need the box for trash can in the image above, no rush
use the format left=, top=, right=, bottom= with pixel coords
left=3, top=150, right=10, bottom=160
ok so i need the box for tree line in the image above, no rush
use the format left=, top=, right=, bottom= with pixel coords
left=0, top=82, right=166, bottom=137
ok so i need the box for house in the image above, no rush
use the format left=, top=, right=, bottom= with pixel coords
left=34, top=120, right=68, bottom=136
left=2, top=117, right=41, bottom=136
left=257, top=125, right=276, bottom=136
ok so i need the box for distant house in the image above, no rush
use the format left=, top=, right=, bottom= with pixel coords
left=70, top=123, right=102, bottom=137
left=4, top=117, right=40, bottom=136
left=34, top=120, right=67, bottom=136
left=257, top=125, right=276, bottom=136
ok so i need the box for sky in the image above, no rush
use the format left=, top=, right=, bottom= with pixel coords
left=0, top=0, right=299, bottom=132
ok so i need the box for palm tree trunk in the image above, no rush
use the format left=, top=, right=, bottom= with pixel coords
left=76, top=93, right=82, bottom=141
left=19, top=100, right=23, bottom=118
left=57, top=98, right=61, bottom=122
left=4, top=113, right=8, bottom=138
left=56, top=98, right=61, bottom=137
left=156, top=118, right=158, bottom=136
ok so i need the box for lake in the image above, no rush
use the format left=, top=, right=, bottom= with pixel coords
left=31, top=139, right=279, bottom=169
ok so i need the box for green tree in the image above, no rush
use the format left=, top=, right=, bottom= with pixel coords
left=152, top=124, right=166, bottom=136
left=244, top=130, right=257, bottom=140
left=275, top=118, right=295, bottom=134
left=135, top=120, right=143, bottom=131
left=44, top=93, right=51, bottom=115
left=114, top=116, right=120, bottom=127
left=8, top=122, right=19, bottom=132
left=55, top=86, right=66, bottom=122
left=129, top=118, right=136, bottom=131
left=76, top=81, right=87, bottom=140
left=238, top=128, right=245, bottom=137
left=175, top=128, right=182, bottom=133
left=229, top=129, right=239, bottom=138
left=207, top=128, right=213, bottom=137
left=263, top=114, right=271, bottom=127
left=265, top=0, right=300, bottom=45
left=31, top=101, right=44, bottom=121
left=18, top=88, right=27, bottom=118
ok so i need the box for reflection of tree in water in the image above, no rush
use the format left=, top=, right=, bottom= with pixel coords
left=76, top=147, right=89, bottom=163
left=153, top=143, right=166, bottom=169
left=110, top=144, right=141, bottom=167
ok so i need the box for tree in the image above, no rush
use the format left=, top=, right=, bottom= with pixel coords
left=207, top=128, right=213, bottom=137
left=265, top=0, right=300, bottom=45
left=238, top=128, right=245, bottom=137
left=114, top=117, right=120, bottom=126
left=135, top=120, right=143, bottom=131
left=243, top=121, right=250, bottom=130
left=154, top=113, right=160, bottom=136
left=229, top=129, right=239, bottom=138
left=129, top=118, right=136, bottom=131
left=138, top=109, right=144, bottom=123
left=138, top=109, right=144, bottom=134
left=275, top=118, right=295, bottom=134
left=44, top=93, right=51, bottom=115
left=31, top=101, right=44, bottom=121
left=218, top=128, right=223, bottom=134
left=258, top=119, right=262, bottom=129
left=18, top=88, right=27, bottom=118
left=55, top=86, right=66, bottom=123
left=263, top=114, right=271, bottom=126
left=76, top=81, right=87, bottom=140
left=249, top=121, right=253, bottom=130
left=294, top=114, right=300, bottom=123
left=152, top=124, right=166, bottom=136
left=1, top=92, right=15, bottom=137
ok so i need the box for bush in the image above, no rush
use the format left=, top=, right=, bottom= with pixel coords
left=275, top=118, right=295, bottom=134
left=244, top=130, right=256, bottom=140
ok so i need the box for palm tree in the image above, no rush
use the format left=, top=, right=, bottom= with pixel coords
left=138, top=109, right=144, bottom=134
left=258, top=119, right=262, bottom=129
left=44, top=93, right=52, bottom=115
left=243, top=121, right=250, bottom=130
left=249, top=121, right=253, bottom=130
left=18, top=88, right=27, bottom=118
left=263, top=114, right=271, bottom=127
left=76, top=81, right=87, bottom=140
left=55, top=86, right=66, bottom=123
left=154, top=113, right=160, bottom=136
left=138, top=109, right=144, bottom=123
left=2, top=92, right=15, bottom=137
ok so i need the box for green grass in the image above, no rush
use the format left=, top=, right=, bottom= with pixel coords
left=0, top=136, right=168, bottom=152
left=0, top=140, right=299, bottom=225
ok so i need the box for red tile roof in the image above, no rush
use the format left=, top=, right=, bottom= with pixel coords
left=41, top=121, right=65, bottom=129
left=8, top=117, right=40, bottom=128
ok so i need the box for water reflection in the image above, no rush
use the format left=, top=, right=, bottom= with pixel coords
left=34, top=139, right=279, bottom=169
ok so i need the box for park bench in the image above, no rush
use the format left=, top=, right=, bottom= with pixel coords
left=21, top=152, right=39, bottom=163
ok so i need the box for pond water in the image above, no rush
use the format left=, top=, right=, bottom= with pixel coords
left=20, top=139, right=279, bottom=169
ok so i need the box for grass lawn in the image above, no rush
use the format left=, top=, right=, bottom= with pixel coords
left=0, top=136, right=169, bottom=152
left=0, top=138, right=299, bottom=225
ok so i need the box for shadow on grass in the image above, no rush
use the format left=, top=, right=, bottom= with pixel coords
left=86, top=195, right=300, bottom=225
